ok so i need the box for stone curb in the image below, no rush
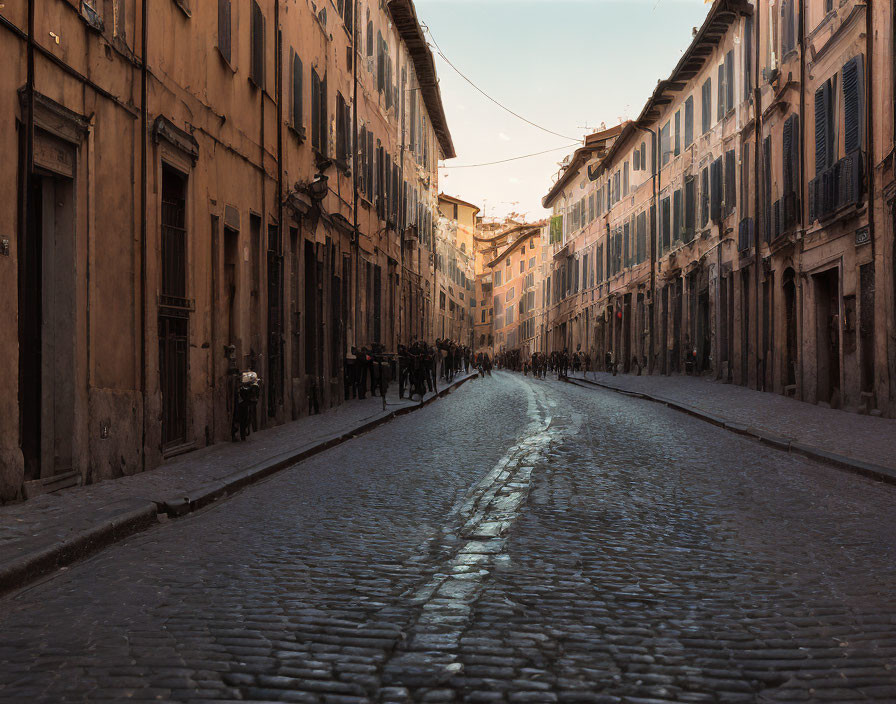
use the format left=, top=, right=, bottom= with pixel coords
left=563, top=375, right=896, bottom=487
left=0, top=373, right=478, bottom=596
left=0, top=499, right=158, bottom=595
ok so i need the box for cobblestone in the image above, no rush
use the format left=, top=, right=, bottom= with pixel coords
left=568, top=370, right=896, bottom=473
left=0, top=372, right=895, bottom=702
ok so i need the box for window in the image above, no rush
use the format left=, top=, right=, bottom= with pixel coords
left=814, top=76, right=836, bottom=174
left=636, top=211, right=647, bottom=263
left=726, top=50, right=735, bottom=114
left=291, top=52, right=303, bottom=134
left=673, top=189, right=682, bottom=242
left=623, top=162, right=630, bottom=194
left=377, top=32, right=385, bottom=93
left=520, top=260, right=524, bottom=274
left=250, top=1, right=265, bottom=88
left=781, top=0, right=795, bottom=56
left=335, top=93, right=350, bottom=166
left=684, top=177, right=696, bottom=243
left=782, top=114, right=799, bottom=198
left=674, top=110, right=681, bottom=157
left=336, top=0, right=353, bottom=33
left=633, top=147, right=641, bottom=171
left=702, top=77, right=712, bottom=133
left=589, top=193, right=595, bottom=221
left=710, top=157, right=722, bottom=222
left=684, top=96, right=694, bottom=148
left=717, top=62, right=725, bottom=121
left=725, top=149, right=736, bottom=215
left=661, top=122, right=672, bottom=166
left=217, top=0, right=231, bottom=63
left=311, top=68, right=327, bottom=154
left=642, top=142, right=648, bottom=173
left=842, top=56, right=865, bottom=155
left=701, top=166, right=710, bottom=227
left=529, top=257, right=535, bottom=269
left=481, top=310, right=486, bottom=323
left=494, top=270, right=502, bottom=286
left=661, top=196, right=671, bottom=251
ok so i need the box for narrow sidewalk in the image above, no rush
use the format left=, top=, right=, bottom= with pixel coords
left=566, top=370, right=896, bottom=484
left=0, top=371, right=478, bottom=593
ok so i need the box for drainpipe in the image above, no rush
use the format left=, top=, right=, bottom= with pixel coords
left=753, top=8, right=762, bottom=391
left=352, top=0, right=360, bottom=352
left=275, top=0, right=284, bottom=410
left=140, top=0, right=148, bottom=471
left=797, top=0, right=808, bottom=396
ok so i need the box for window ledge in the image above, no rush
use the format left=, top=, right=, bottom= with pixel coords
left=173, top=0, right=192, bottom=18
left=289, top=124, right=306, bottom=143
left=217, top=47, right=236, bottom=73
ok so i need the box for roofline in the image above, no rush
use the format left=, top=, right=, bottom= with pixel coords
left=542, top=123, right=628, bottom=209
left=587, top=0, right=752, bottom=183
left=635, top=0, right=753, bottom=128
left=438, top=193, right=481, bottom=215
left=485, top=227, right=542, bottom=269
left=388, top=0, right=456, bottom=160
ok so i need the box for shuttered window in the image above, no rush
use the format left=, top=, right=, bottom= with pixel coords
left=814, top=78, right=835, bottom=174
left=684, top=177, right=696, bottom=243
left=218, top=0, right=231, bottom=64
left=633, top=148, right=641, bottom=171
left=673, top=189, right=682, bottom=243
left=725, top=51, right=735, bottom=114
left=702, top=78, right=712, bottom=133
left=623, top=162, right=630, bottom=195
left=335, top=93, right=350, bottom=165
left=637, top=211, right=647, bottom=263
left=842, top=55, right=865, bottom=154
left=661, top=122, right=671, bottom=166
left=701, top=167, right=710, bottom=227
left=377, top=32, right=385, bottom=93
left=717, top=63, right=725, bottom=121
left=250, top=1, right=265, bottom=88
left=661, top=196, right=671, bottom=252
left=291, top=53, right=303, bottom=133
left=311, top=69, right=327, bottom=154
left=781, top=0, right=795, bottom=55
left=725, top=149, right=736, bottom=215
left=674, top=110, right=681, bottom=157
left=710, top=158, right=722, bottom=222
left=782, top=115, right=798, bottom=196
left=684, top=96, right=694, bottom=149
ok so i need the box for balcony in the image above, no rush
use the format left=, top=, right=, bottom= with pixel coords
left=808, top=151, right=864, bottom=223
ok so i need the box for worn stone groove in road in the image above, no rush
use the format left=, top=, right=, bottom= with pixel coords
left=379, top=379, right=578, bottom=701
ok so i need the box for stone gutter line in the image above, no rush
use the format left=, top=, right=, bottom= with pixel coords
left=0, top=372, right=479, bottom=597
left=563, top=376, right=896, bottom=487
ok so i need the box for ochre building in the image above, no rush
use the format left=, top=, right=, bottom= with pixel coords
left=1, top=0, right=454, bottom=501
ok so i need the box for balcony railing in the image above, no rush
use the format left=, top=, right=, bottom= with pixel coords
left=808, top=150, right=864, bottom=223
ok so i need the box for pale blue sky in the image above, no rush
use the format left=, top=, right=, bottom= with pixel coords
left=415, top=0, right=712, bottom=220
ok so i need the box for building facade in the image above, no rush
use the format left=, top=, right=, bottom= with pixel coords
left=541, top=0, right=895, bottom=418
left=1, top=0, right=453, bottom=502
left=435, top=194, right=477, bottom=346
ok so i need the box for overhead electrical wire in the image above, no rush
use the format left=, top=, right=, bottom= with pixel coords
left=440, top=143, right=582, bottom=169
left=422, top=24, right=582, bottom=143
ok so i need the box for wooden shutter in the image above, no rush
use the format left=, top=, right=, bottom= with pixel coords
left=710, top=158, right=722, bottom=221
left=292, top=54, right=303, bottom=131
left=763, top=136, right=772, bottom=240
left=782, top=117, right=794, bottom=196
left=702, top=78, right=712, bottom=133
left=725, top=149, right=736, bottom=215
left=744, top=15, right=753, bottom=100
left=673, top=189, right=682, bottom=242
left=218, top=0, right=231, bottom=64
left=684, top=177, right=695, bottom=242
left=725, top=51, right=735, bottom=115
left=717, top=64, right=725, bottom=120
left=251, top=1, right=265, bottom=88
left=674, top=110, right=681, bottom=156
left=814, top=83, right=829, bottom=175
left=311, top=69, right=321, bottom=150
left=684, top=96, right=694, bottom=148
left=843, top=55, right=865, bottom=154
left=701, top=166, right=710, bottom=227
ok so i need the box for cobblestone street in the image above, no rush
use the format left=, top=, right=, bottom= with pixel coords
left=1, top=372, right=895, bottom=703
